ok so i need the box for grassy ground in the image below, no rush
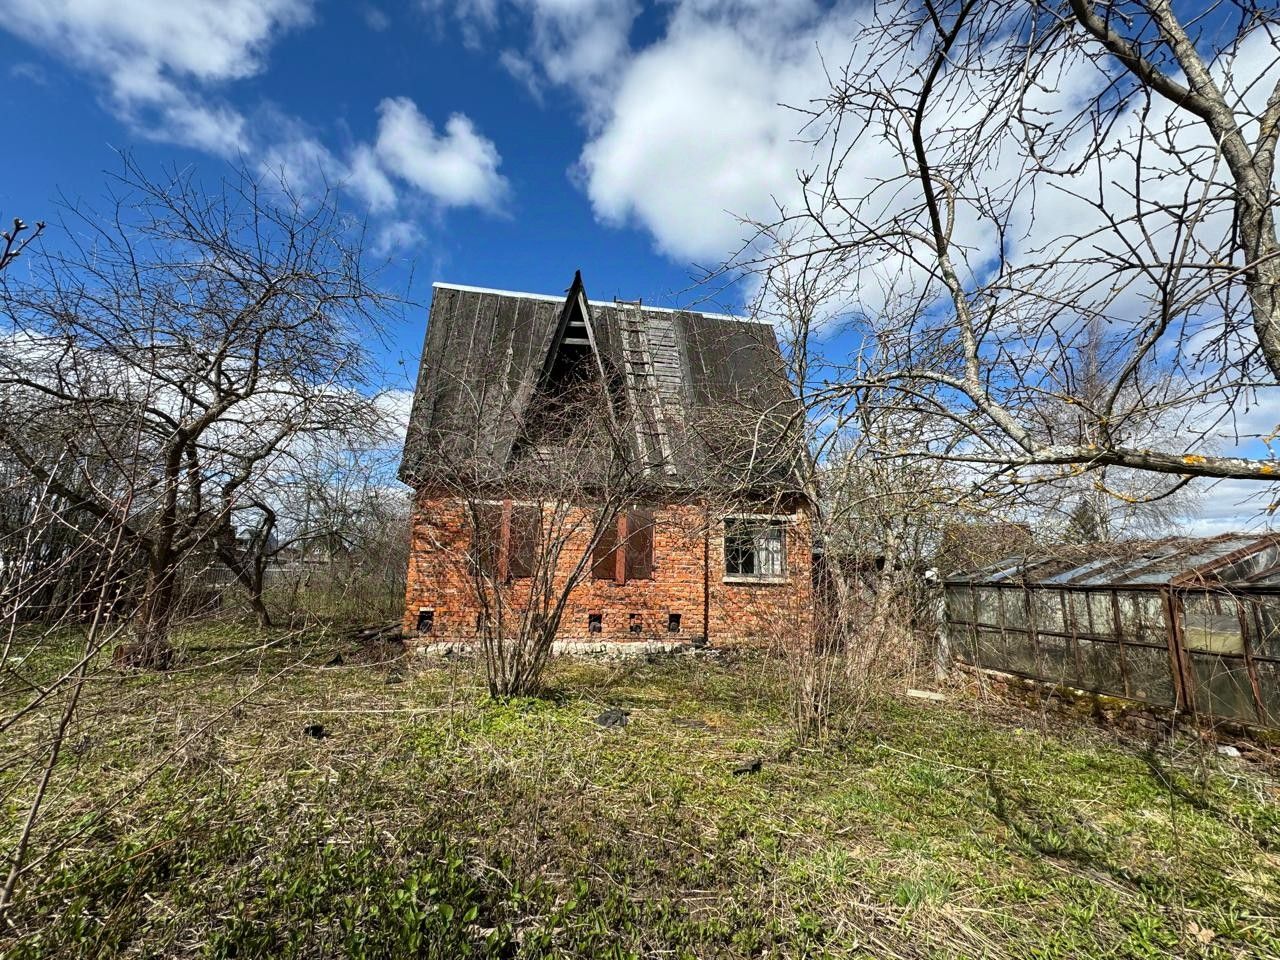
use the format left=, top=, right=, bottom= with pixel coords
left=2, top=626, right=1279, bottom=959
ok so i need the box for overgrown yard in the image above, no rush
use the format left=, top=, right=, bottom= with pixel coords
left=3, top=629, right=1279, bottom=959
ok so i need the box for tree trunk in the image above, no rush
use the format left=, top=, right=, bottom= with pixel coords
left=247, top=589, right=272, bottom=629
left=933, top=589, right=952, bottom=682
left=230, top=562, right=273, bottom=629
left=122, top=558, right=177, bottom=668
left=214, top=530, right=274, bottom=629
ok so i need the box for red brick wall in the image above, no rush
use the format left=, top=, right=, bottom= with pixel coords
left=402, top=491, right=813, bottom=649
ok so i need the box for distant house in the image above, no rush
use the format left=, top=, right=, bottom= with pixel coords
left=398, top=272, right=813, bottom=648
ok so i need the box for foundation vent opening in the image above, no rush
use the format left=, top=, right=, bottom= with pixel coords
left=668, top=613, right=681, bottom=633
left=588, top=613, right=603, bottom=633
left=417, top=609, right=435, bottom=635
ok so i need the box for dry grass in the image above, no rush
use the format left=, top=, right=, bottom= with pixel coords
left=2, top=625, right=1278, bottom=958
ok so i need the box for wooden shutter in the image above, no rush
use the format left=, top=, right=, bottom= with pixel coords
left=624, top=508, right=655, bottom=581
left=470, top=503, right=502, bottom=577
left=508, top=504, right=541, bottom=579
left=592, top=514, right=620, bottom=580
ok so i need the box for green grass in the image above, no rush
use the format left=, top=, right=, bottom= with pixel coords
left=2, top=628, right=1278, bottom=958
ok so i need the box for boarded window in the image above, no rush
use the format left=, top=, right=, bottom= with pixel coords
left=623, top=509, right=655, bottom=581
left=470, top=503, right=503, bottom=578
left=592, top=509, right=655, bottom=583
left=508, top=504, right=541, bottom=579
left=592, top=514, right=620, bottom=580
left=724, top=518, right=786, bottom=578
left=471, top=501, right=539, bottom=580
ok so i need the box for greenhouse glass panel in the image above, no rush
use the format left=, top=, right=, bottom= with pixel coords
left=1121, top=646, right=1176, bottom=707
left=975, top=628, right=1005, bottom=670
left=1078, top=638, right=1125, bottom=695
left=1068, top=593, right=1090, bottom=636
left=1189, top=653, right=1257, bottom=724
left=944, top=534, right=1280, bottom=728
left=1033, top=590, right=1065, bottom=635
left=1115, top=593, right=1139, bottom=636
left=1182, top=593, right=1245, bottom=654
left=1035, top=630, right=1075, bottom=685
left=1004, top=629, right=1038, bottom=676
left=975, top=588, right=1000, bottom=626
left=1134, top=593, right=1167, bottom=645
left=1087, top=592, right=1115, bottom=638
left=1255, top=663, right=1280, bottom=727
left=955, top=632, right=976, bottom=663
left=946, top=585, right=973, bottom=619
left=1246, top=600, right=1280, bottom=659
left=999, top=589, right=1028, bottom=633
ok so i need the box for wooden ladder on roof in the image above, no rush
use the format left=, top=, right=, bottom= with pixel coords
left=614, top=298, right=675, bottom=475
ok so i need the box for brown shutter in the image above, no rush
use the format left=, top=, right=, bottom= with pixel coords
left=508, top=504, right=541, bottom=578
left=624, top=508, right=655, bottom=581
left=592, top=514, right=620, bottom=580
left=470, top=503, right=503, bottom=577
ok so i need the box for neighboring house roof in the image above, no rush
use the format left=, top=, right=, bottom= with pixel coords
left=399, top=272, right=804, bottom=493
left=946, top=533, right=1280, bottom=590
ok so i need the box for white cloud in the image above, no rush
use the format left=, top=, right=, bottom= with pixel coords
left=374, top=97, right=508, bottom=210
left=254, top=99, right=507, bottom=237
left=257, top=127, right=344, bottom=198
left=375, top=388, right=416, bottom=437
left=9, top=61, right=47, bottom=85
left=426, top=0, right=637, bottom=111
left=1184, top=478, right=1279, bottom=536
left=0, top=0, right=312, bottom=153
left=580, top=17, right=825, bottom=260
left=0, top=0, right=507, bottom=223
left=347, top=144, right=398, bottom=214
left=430, top=0, right=840, bottom=258
left=372, top=219, right=426, bottom=258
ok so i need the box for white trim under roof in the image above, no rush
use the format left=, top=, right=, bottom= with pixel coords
left=431, top=281, right=767, bottom=324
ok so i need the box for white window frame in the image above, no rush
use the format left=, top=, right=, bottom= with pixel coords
left=723, top=514, right=792, bottom=583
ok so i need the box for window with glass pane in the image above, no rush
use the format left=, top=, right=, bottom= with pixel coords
left=724, top=518, right=786, bottom=578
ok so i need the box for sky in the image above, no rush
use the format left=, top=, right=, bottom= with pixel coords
left=0, top=0, right=1276, bottom=533
left=0, top=1, right=842, bottom=380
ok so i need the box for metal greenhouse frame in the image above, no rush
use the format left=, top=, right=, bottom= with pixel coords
left=943, top=534, right=1280, bottom=728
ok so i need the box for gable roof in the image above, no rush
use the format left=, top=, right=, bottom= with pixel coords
left=399, top=272, right=805, bottom=493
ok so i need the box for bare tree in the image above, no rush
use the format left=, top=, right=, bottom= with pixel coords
left=0, top=158, right=389, bottom=665
left=416, top=370, right=651, bottom=697
left=0, top=452, right=139, bottom=918
left=214, top=423, right=408, bottom=627
left=0, top=218, right=43, bottom=274
left=738, top=0, right=1280, bottom=508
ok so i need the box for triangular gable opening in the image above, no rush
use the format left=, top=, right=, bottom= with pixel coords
left=539, top=271, right=605, bottom=394
left=511, top=272, right=618, bottom=462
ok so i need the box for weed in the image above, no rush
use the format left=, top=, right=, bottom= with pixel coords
left=1, top=632, right=1277, bottom=958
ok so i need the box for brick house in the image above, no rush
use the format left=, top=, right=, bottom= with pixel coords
left=399, top=273, right=813, bottom=649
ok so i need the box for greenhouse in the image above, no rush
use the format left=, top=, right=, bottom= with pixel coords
left=944, top=534, right=1280, bottom=728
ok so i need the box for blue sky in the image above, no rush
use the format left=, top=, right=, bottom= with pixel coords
left=1, top=0, right=1276, bottom=532
left=0, top=1, right=813, bottom=386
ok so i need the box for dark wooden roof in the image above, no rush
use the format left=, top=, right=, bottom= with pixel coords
left=399, top=272, right=804, bottom=493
